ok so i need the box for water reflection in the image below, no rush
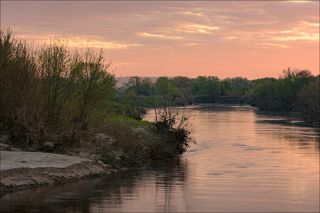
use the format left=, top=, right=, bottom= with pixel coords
left=0, top=159, right=187, bottom=213
left=1, top=106, right=319, bottom=212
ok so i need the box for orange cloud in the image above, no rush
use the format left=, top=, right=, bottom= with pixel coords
left=2, top=1, right=319, bottom=78
left=176, top=23, right=219, bottom=34
left=138, top=32, right=182, bottom=40
left=17, top=34, right=140, bottom=49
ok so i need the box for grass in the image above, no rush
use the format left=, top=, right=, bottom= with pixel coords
left=106, top=114, right=151, bottom=128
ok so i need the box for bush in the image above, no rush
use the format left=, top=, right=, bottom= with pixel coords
left=153, top=107, right=195, bottom=156
left=0, top=30, right=115, bottom=146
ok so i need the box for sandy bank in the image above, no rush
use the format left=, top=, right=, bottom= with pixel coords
left=0, top=151, right=115, bottom=191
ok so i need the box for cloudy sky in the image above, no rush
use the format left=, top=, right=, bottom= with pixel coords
left=1, top=1, right=319, bottom=79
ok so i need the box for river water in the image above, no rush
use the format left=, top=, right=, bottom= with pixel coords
left=1, top=105, right=319, bottom=212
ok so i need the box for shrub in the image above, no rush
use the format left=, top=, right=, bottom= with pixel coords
left=153, top=107, right=195, bottom=156
left=0, top=30, right=115, bottom=146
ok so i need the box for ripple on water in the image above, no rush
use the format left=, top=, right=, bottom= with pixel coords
left=1, top=107, right=319, bottom=213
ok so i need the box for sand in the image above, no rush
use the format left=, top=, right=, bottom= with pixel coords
left=0, top=151, right=114, bottom=191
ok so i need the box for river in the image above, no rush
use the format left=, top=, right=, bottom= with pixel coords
left=1, top=105, right=319, bottom=212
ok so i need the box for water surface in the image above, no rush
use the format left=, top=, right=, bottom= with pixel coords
left=1, top=106, right=319, bottom=212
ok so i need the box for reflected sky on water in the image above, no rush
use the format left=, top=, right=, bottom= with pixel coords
left=1, top=106, right=319, bottom=212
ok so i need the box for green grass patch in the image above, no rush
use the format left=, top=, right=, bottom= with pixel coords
left=105, top=114, right=151, bottom=128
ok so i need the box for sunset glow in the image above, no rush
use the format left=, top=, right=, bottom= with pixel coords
left=1, top=1, right=319, bottom=79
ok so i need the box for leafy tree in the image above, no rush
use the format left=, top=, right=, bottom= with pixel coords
left=207, top=76, right=220, bottom=102
left=74, top=50, right=115, bottom=126
left=155, top=77, right=178, bottom=106
left=191, top=76, right=220, bottom=102
left=252, top=78, right=279, bottom=110
left=171, top=76, right=193, bottom=104
left=275, top=79, right=293, bottom=111
left=0, top=30, right=116, bottom=133
left=0, top=30, right=38, bottom=126
left=125, top=76, right=154, bottom=96
left=295, top=79, right=320, bottom=123
left=220, top=79, right=232, bottom=96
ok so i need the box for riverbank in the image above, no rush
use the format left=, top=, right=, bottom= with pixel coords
left=0, top=110, right=193, bottom=192
left=1, top=107, right=319, bottom=212
left=0, top=151, right=120, bottom=191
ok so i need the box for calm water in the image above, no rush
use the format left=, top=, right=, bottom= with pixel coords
left=1, top=106, right=319, bottom=212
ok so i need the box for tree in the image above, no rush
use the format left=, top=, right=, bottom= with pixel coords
left=207, top=76, right=220, bottom=102
left=74, top=50, right=115, bottom=126
left=171, top=76, right=193, bottom=104
left=252, top=78, right=279, bottom=110
left=295, top=79, right=320, bottom=123
left=125, top=77, right=154, bottom=96
left=155, top=77, right=178, bottom=106
left=191, top=76, right=220, bottom=103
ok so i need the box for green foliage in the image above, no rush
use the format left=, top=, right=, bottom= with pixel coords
left=118, top=68, right=317, bottom=124
left=106, top=114, right=151, bottom=128
left=221, top=77, right=250, bottom=96
left=119, top=75, right=252, bottom=107
left=295, top=79, right=320, bottom=123
left=191, top=76, right=220, bottom=103
left=125, top=76, right=154, bottom=96
left=0, top=30, right=38, bottom=126
left=251, top=78, right=279, bottom=110
left=70, top=50, right=116, bottom=127
left=171, top=76, right=193, bottom=104
left=0, top=30, right=116, bottom=143
left=192, top=76, right=218, bottom=95
left=251, top=68, right=315, bottom=114
left=155, top=77, right=178, bottom=103
left=153, top=107, right=195, bottom=156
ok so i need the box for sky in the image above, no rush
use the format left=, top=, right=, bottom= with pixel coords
left=1, top=1, right=319, bottom=79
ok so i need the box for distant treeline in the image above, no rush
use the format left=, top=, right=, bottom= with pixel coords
left=118, top=70, right=319, bottom=124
